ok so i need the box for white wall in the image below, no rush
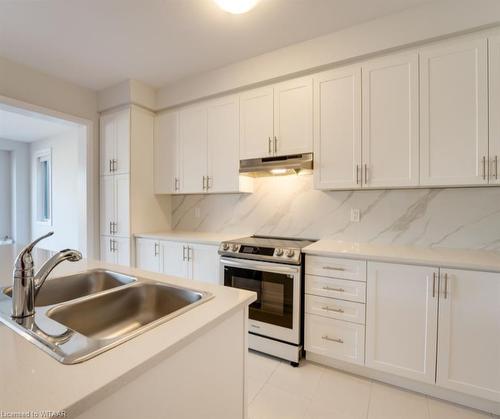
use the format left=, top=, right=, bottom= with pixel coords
left=30, top=129, right=80, bottom=252
left=0, top=150, right=12, bottom=239
left=0, top=138, right=30, bottom=244
left=0, top=56, right=99, bottom=257
left=156, top=0, right=500, bottom=109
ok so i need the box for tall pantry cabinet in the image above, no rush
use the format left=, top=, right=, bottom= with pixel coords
left=100, top=106, right=170, bottom=266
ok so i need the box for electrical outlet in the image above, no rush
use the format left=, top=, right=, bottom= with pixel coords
left=194, top=207, right=201, bottom=218
left=350, top=208, right=361, bottom=223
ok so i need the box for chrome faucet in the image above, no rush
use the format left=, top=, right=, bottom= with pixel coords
left=11, top=232, right=82, bottom=318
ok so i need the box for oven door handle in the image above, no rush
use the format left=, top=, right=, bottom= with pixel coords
left=220, top=257, right=300, bottom=275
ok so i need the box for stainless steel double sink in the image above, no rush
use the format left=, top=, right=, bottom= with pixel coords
left=0, top=269, right=213, bottom=364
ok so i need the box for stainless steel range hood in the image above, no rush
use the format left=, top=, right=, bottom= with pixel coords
left=239, top=153, right=313, bottom=177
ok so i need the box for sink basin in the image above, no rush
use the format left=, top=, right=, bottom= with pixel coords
left=3, top=269, right=136, bottom=306
left=0, top=274, right=213, bottom=364
left=47, top=282, right=203, bottom=340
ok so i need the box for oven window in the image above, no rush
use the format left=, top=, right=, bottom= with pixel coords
left=224, top=266, right=294, bottom=329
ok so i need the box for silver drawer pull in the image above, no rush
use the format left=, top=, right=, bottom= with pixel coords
left=321, top=306, right=344, bottom=313
left=322, top=335, right=343, bottom=344
left=322, top=286, right=345, bottom=292
left=322, top=266, right=345, bottom=271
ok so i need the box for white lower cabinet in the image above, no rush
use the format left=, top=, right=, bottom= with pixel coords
left=135, top=238, right=161, bottom=273
left=136, top=238, right=221, bottom=285
left=366, top=262, right=438, bottom=383
left=306, top=256, right=500, bottom=405
left=436, top=268, right=500, bottom=402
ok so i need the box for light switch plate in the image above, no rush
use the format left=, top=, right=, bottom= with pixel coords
left=350, top=208, right=361, bottom=223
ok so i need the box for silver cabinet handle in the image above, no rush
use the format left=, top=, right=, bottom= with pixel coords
left=323, top=266, right=345, bottom=271
left=182, top=245, right=187, bottom=261
left=112, top=222, right=117, bottom=235
left=322, top=306, right=345, bottom=313
left=202, top=176, right=206, bottom=191
left=174, top=177, right=179, bottom=192
left=188, top=246, right=193, bottom=262
left=323, top=286, right=345, bottom=292
left=356, top=165, right=360, bottom=185
left=268, top=137, right=272, bottom=154
left=274, top=136, right=278, bottom=153
left=495, top=156, right=498, bottom=180
left=364, top=164, right=368, bottom=183
left=109, top=159, right=113, bottom=173
left=432, top=272, right=436, bottom=298
left=109, top=221, right=113, bottom=235
left=154, top=242, right=159, bottom=257
left=443, top=272, right=448, bottom=299
left=482, top=156, right=486, bottom=180
left=207, top=176, right=212, bottom=190
left=113, top=159, right=118, bottom=172
left=109, top=238, right=113, bottom=253
left=322, top=335, right=344, bottom=344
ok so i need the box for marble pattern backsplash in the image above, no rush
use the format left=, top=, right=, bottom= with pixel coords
left=172, top=174, right=500, bottom=251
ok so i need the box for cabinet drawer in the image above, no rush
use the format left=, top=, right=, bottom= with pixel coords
left=306, top=275, right=366, bottom=303
left=305, top=295, right=365, bottom=324
left=305, top=314, right=365, bottom=365
left=306, top=256, right=366, bottom=282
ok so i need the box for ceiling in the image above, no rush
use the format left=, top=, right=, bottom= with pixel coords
left=0, top=0, right=433, bottom=91
left=0, top=106, right=75, bottom=143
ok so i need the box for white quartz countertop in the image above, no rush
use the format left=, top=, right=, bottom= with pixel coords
left=134, top=230, right=247, bottom=245
left=303, top=239, right=500, bottom=273
left=0, top=245, right=255, bottom=415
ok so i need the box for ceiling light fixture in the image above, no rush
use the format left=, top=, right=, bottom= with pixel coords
left=214, top=0, right=259, bottom=14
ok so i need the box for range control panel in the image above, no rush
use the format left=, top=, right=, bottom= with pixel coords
left=218, top=242, right=301, bottom=264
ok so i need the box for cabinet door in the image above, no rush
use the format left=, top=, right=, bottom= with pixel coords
left=179, top=106, right=207, bottom=193
left=274, top=77, right=313, bottom=156
left=366, top=262, right=438, bottom=383
left=114, top=236, right=130, bottom=266
left=100, top=176, right=114, bottom=236
left=114, top=174, right=130, bottom=237
left=420, top=37, right=488, bottom=186
left=100, top=236, right=115, bottom=264
left=489, top=35, right=500, bottom=185
left=100, top=114, right=115, bottom=176
left=313, top=66, right=362, bottom=190
left=207, top=96, right=240, bottom=193
left=188, top=243, right=220, bottom=284
left=161, top=241, right=189, bottom=278
left=239, top=86, right=274, bottom=159
left=154, top=111, right=179, bottom=194
left=113, top=108, right=130, bottom=175
left=136, top=238, right=160, bottom=272
left=362, top=53, right=419, bottom=187
left=437, top=269, right=500, bottom=402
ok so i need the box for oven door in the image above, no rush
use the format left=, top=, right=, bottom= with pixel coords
left=220, top=257, right=301, bottom=344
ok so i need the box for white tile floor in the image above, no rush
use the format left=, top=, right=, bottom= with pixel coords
left=247, top=351, right=498, bottom=419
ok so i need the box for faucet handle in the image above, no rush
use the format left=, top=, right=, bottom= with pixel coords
left=14, top=232, right=54, bottom=273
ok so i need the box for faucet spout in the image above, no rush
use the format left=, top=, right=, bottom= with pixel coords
left=11, top=232, right=82, bottom=318
left=34, top=249, right=82, bottom=297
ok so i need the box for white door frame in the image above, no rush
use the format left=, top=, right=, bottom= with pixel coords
left=0, top=94, right=95, bottom=258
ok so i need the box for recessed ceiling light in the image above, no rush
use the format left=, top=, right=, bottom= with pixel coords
left=214, top=0, right=260, bottom=14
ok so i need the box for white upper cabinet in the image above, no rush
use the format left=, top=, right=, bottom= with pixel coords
left=154, top=111, right=179, bottom=194
left=489, top=34, right=500, bottom=185
left=437, top=268, right=500, bottom=402
left=313, top=66, right=362, bottom=190
left=274, top=77, right=313, bottom=156
left=362, top=52, right=419, bottom=188
left=207, top=96, right=250, bottom=193
left=420, top=37, right=488, bottom=186
left=239, top=86, right=274, bottom=159
left=179, top=105, right=208, bottom=193
left=240, top=78, right=313, bottom=160
left=366, top=262, right=438, bottom=383
left=100, top=108, right=130, bottom=175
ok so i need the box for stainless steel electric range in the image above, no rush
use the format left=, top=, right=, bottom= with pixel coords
left=219, top=235, right=314, bottom=366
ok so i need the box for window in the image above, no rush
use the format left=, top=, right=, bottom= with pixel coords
left=35, top=149, right=52, bottom=224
